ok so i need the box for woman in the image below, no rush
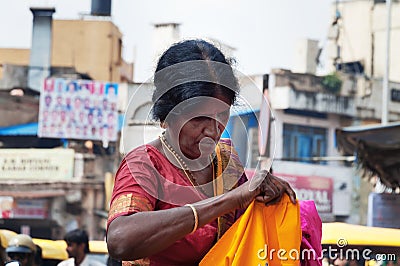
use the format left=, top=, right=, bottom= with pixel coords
left=106, top=39, right=296, bottom=265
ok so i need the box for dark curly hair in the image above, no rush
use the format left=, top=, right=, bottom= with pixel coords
left=64, top=229, right=90, bottom=254
left=152, top=39, right=239, bottom=122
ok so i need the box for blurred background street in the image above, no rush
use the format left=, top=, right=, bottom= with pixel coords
left=0, top=0, right=399, bottom=265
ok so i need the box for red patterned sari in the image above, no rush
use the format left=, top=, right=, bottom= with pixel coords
left=107, top=139, right=247, bottom=266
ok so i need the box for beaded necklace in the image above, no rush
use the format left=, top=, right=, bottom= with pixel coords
left=159, top=133, right=214, bottom=197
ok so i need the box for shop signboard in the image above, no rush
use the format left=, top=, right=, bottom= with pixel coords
left=38, top=78, right=119, bottom=142
left=275, top=173, right=333, bottom=213
left=0, top=197, right=48, bottom=219
left=244, top=170, right=333, bottom=213
left=0, top=149, right=74, bottom=180
left=13, top=199, right=48, bottom=219
left=368, top=192, right=400, bottom=228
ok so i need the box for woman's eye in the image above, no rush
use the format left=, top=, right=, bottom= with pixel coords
left=192, top=116, right=210, bottom=122
left=217, top=110, right=230, bottom=120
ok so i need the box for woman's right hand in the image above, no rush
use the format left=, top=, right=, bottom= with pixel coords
left=232, top=170, right=297, bottom=210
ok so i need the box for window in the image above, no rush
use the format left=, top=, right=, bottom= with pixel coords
left=283, top=123, right=327, bottom=164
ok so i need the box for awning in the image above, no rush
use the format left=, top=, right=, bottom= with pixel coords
left=0, top=122, right=38, bottom=136
left=336, top=122, right=400, bottom=189
left=0, top=114, right=125, bottom=136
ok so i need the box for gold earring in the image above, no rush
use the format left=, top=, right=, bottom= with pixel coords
left=160, top=122, right=167, bottom=129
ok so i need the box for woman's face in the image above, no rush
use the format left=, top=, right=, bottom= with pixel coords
left=167, top=94, right=231, bottom=160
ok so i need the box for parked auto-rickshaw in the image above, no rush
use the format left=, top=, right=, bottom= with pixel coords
left=322, top=223, right=400, bottom=266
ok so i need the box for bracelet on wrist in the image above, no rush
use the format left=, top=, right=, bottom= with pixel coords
left=185, top=204, right=198, bottom=233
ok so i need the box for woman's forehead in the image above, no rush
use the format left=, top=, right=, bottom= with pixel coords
left=174, top=95, right=231, bottom=116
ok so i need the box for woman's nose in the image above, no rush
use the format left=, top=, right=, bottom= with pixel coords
left=204, top=119, right=221, bottom=139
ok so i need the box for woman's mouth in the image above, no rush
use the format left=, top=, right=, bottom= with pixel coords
left=198, top=137, right=217, bottom=153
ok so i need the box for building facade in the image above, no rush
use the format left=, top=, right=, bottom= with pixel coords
left=227, top=69, right=377, bottom=224
left=326, top=0, right=400, bottom=82
left=0, top=18, right=133, bottom=85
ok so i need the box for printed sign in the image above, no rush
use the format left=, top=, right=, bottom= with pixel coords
left=38, top=78, right=119, bottom=141
left=0, top=149, right=74, bottom=180
left=244, top=170, right=333, bottom=213
left=0, top=198, right=48, bottom=219
left=368, top=193, right=400, bottom=228
left=277, top=173, right=333, bottom=213
left=13, top=199, right=49, bottom=219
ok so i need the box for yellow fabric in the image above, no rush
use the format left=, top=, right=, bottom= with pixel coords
left=200, top=195, right=301, bottom=266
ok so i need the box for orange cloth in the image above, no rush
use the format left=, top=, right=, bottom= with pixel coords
left=200, top=195, right=301, bottom=266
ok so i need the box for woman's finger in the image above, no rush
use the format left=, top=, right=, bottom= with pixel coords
left=249, top=170, right=268, bottom=192
left=261, top=173, right=279, bottom=197
left=271, top=176, right=297, bottom=204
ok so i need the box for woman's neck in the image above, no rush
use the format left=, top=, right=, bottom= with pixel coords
left=162, top=131, right=213, bottom=172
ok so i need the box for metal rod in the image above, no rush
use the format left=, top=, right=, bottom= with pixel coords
left=382, top=0, right=392, bottom=125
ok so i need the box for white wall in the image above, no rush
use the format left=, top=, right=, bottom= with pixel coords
left=120, top=82, right=163, bottom=154
left=152, top=23, right=181, bottom=67
left=328, top=1, right=400, bottom=82
left=372, top=3, right=400, bottom=82
left=293, top=38, right=319, bottom=75
left=236, top=73, right=264, bottom=112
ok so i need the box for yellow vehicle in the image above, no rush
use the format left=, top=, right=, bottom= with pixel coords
left=1, top=230, right=108, bottom=266
left=0, top=229, right=17, bottom=266
left=88, top=240, right=108, bottom=264
left=1, top=230, right=67, bottom=266
left=32, top=238, right=68, bottom=263
left=0, top=229, right=17, bottom=249
left=322, top=223, right=400, bottom=265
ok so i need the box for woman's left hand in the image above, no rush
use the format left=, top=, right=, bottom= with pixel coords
left=252, top=170, right=297, bottom=205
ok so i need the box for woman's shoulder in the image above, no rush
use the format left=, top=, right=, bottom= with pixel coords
left=121, top=144, right=165, bottom=166
left=124, top=144, right=162, bottom=157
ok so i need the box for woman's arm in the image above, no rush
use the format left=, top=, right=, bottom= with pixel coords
left=107, top=191, right=235, bottom=260
left=107, top=171, right=296, bottom=261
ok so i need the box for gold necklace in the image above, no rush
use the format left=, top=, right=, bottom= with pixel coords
left=159, top=134, right=213, bottom=196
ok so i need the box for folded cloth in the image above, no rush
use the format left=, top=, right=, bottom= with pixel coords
left=200, top=195, right=301, bottom=266
left=299, top=200, right=323, bottom=266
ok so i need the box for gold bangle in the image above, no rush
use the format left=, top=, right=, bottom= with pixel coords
left=185, top=204, right=198, bottom=233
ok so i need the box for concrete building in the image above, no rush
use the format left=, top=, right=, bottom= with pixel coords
left=152, top=23, right=181, bottom=64
left=0, top=5, right=126, bottom=239
left=228, top=65, right=400, bottom=224
left=326, top=0, right=400, bottom=81
left=0, top=16, right=133, bottom=88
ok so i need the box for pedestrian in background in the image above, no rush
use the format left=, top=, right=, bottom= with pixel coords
left=5, top=234, right=36, bottom=266
left=33, top=245, right=42, bottom=266
left=58, top=229, right=104, bottom=266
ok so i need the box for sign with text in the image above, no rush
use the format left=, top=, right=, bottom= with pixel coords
left=368, top=193, right=400, bottom=228
left=14, top=199, right=49, bottom=219
left=277, top=173, right=333, bottom=213
left=38, top=78, right=119, bottom=141
left=0, top=149, right=74, bottom=180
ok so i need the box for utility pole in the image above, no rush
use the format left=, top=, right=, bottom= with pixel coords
left=382, top=0, right=392, bottom=125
